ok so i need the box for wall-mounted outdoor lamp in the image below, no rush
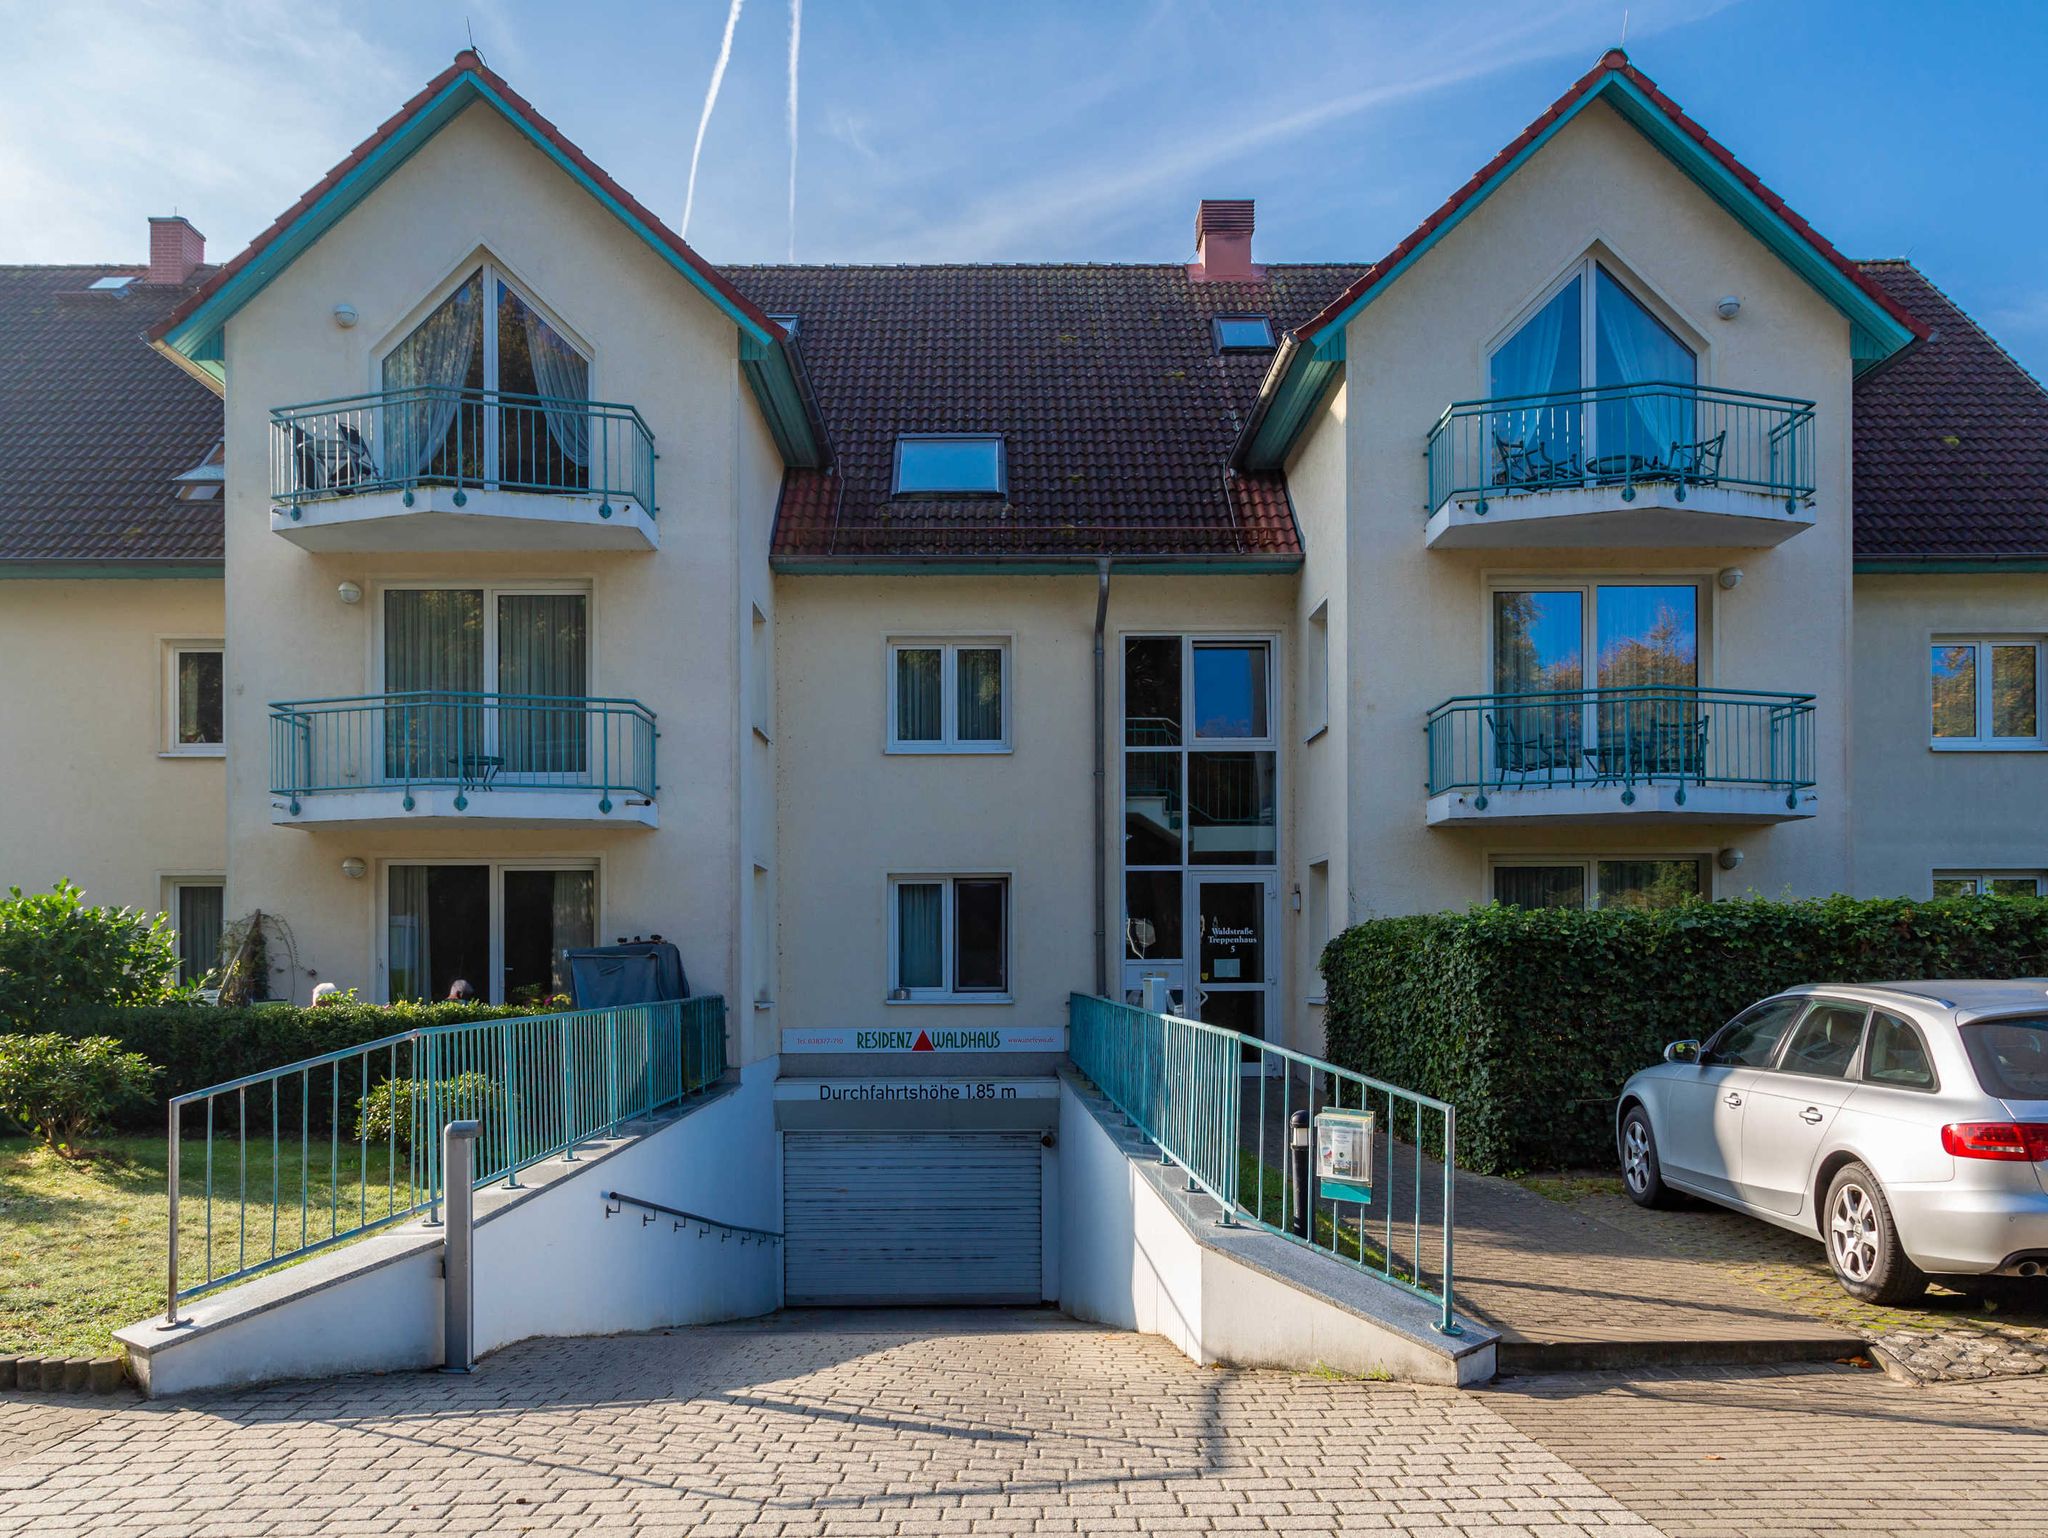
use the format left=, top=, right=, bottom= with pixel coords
left=337, top=580, right=363, bottom=605
left=333, top=303, right=359, bottom=329
left=1715, top=295, right=1742, bottom=320
left=340, top=857, right=367, bottom=880
left=1717, top=847, right=1745, bottom=872
left=1717, top=567, right=1744, bottom=590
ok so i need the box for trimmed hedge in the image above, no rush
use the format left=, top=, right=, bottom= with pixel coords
left=35, top=1001, right=531, bottom=1129
left=1320, top=894, right=2048, bottom=1176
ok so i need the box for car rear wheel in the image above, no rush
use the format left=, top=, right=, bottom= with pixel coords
left=1825, top=1162, right=1926, bottom=1305
left=1620, top=1106, right=1677, bottom=1208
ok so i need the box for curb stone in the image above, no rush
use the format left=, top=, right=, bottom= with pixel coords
left=0, top=1354, right=130, bottom=1396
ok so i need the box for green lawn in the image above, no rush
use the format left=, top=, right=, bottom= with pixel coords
left=0, top=1135, right=424, bottom=1356
left=1235, top=1148, right=1393, bottom=1270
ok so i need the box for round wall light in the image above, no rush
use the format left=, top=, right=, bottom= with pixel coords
left=337, top=580, right=363, bottom=605
left=1717, top=847, right=1745, bottom=872
left=1715, top=295, right=1742, bottom=320
left=1717, top=567, right=1744, bottom=590
left=333, top=303, right=359, bottom=329
left=340, top=857, right=367, bottom=880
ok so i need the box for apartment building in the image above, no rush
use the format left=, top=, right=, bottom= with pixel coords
left=5, top=48, right=2043, bottom=1303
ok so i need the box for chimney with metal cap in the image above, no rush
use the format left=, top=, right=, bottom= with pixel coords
left=1191, top=199, right=1258, bottom=282
left=146, top=216, right=205, bottom=286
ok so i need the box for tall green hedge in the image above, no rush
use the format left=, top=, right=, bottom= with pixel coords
left=1320, top=894, right=2048, bottom=1175
left=35, top=1001, right=531, bottom=1129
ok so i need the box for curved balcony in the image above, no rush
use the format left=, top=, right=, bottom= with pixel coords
left=269, top=692, right=658, bottom=828
left=1425, top=686, right=1817, bottom=825
left=269, top=387, right=656, bottom=551
left=1424, top=383, right=1815, bottom=549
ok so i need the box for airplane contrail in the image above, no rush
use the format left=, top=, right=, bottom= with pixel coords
left=786, top=0, right=801, bottom=261
left=682, top=0, right=747, bottom=238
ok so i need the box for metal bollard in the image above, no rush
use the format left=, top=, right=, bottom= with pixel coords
left=441, top=1119, right=482, bottom=1374
left=1289, top=1110, right=1311, bottom=1239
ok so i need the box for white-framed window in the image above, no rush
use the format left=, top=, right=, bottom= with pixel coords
left=382, top=859, right=597, bottom=1006
left=1930, top=638, right=2043, bottom=749
left=888, top=640, right=1010, bottom=752
left=1933, top=871, right=2047, bottom=898
left=1491, top=856, right=1706, bottom=911
left=888, top=874, right=1010, bottom=1001
left=164, top=878, right=225, bottom=983
left=164, top=640, right=224, bottom=755
left=1302, top=601, right=1329, bottom=742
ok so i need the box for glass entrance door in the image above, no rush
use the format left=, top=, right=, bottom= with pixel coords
left=1193, top=875, right=1275, bottom=1051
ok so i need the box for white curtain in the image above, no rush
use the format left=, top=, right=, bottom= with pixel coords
left=895, top=649, right=942, bottom=741
left=383, top=275, right=482, bottom=477
left=388, top=866, right=433, bottom=1002
left=550, top=871, right=594, bottom=997
left=956, top=648, right=1003, bottom=742
left=1489, top=276, right=1581, bottom=468
left=496, top=594, right=588, bottom=776
left=1594, top=268, right=1694, bottom=464
left=384, top=589, right=484, bottom=780
left=896, top=883, right=944, bottom=991
left=521, top=300, right=590, bottom=467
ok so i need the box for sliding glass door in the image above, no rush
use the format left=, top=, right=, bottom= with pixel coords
left=387, top=862, right=595, bottom=1005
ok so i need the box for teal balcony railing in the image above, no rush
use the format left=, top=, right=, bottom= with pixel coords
left=163, top=997, right=727, bottom=1320
left=269, top=691, right=657, bottom=814
left=1069, top=994, right=1461, bottom=1334
left=1425, top=686, right=1816, bottom=810
left=270, top=386, right=655, bottom=518
left=1425, top=381, right=1815, bottom=516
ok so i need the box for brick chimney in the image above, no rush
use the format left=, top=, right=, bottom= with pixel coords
left=1190, top=199, right=1258, bottom=282
left=146, top=216, right=206, bottom=286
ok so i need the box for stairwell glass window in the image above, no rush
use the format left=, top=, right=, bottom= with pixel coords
left=1488, top=260, right=1696, bottom=486
left=892, top=435, right=1006, bottom=497
left=165, top=642, right=224, bottom=755
left=380, top=263, right=592, bottom=493
left=888, top=640, right=1009, bottom=752
left=890, top=876, right=1009, bottom=1001
left=1931, top=638, right=2043, bottom=748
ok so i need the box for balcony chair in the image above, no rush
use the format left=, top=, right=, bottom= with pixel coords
left=289, top=422, right=380, bottom=496
left=1485, top=706, right=1578, bottom=786
left=1666, top=429, right=1725, bottom=489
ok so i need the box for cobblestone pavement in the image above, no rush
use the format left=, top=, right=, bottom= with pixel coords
left=0, top=1312, right=1661, bottom=1538
left=1485, top=1361, right=2048, bottom=1538
left=8, top=1314, right=2048, bottom=1536
left=1522, top=1174, right=2048, bottom=1381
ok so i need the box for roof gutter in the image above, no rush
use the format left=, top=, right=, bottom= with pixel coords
left=1854, top=554, right=2048, bottom=574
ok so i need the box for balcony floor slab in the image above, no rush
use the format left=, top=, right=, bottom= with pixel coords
left=270, top=786, right=658, bottom=830
left=1426, top=483, right=1812, bottom=549
left=271, top=486, right=656, bottom=552
left=1426, top=782, right=1817, bottom=826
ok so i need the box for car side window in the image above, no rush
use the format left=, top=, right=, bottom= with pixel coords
left=1863, top=1011, right=1937, bottom=1091
left=1711, top=998, right=1804, bottom=1068
left=1777, top=1003, right=1868, bottom=1080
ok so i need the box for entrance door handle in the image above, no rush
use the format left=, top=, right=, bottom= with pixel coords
left=1799, top=1106, right=1824, bottom=1123
left=1723, top=1092, right=1743, bottom=1108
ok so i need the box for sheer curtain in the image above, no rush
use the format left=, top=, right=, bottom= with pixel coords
left=383, top=274, right=482, bottom=477
left=956, top=648, right=1003, bottom=742
left=1489, top=276, right=1581, bottom=467
left=550, top=871, right=595, bottom=997
left=517, top=289, right=591, bottom=469
left=388, top=866, right=433, bottom=1002
left=895, top=649, right=942, bottom=742
left=496, top=594, right=588, bottom=776
left=384, top=589, right=484, bottom=780
left=896, top=883, right=944, bottom=991
left=1594, top=267, right=1694, bottom=465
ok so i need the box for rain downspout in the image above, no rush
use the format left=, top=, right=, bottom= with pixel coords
left=1092, top=558, right=1112, bottom=998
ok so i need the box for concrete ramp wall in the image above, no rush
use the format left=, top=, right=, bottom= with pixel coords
left=1056, top=1071, right=1495, bottom=1387
left=121, top=1059, right=780, bottom=1398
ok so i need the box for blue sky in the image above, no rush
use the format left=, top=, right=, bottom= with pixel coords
left=3, top=0, right=2044, bottom=376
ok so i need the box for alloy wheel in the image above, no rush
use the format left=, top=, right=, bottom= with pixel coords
left=1622, top=1118, right=1651, bottom=1194
left=1829, top=1182, right=1879, bottom=1282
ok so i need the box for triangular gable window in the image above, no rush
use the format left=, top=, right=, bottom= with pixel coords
left=381, top=264, right=591, bottom=490
left=1488, top=259, right=1695, bottom=479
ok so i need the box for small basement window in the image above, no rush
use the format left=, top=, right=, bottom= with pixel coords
left=1212, top=314, right=1275, bottom=352
left=894, top=434, right=1007, bottom=497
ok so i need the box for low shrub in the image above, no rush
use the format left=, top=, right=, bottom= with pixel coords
left=0, top=1034, right=159, bottom=1153
left=354, top=1072, right=500, bottom=1151
left=39, top=1000, right=531, bottom=1128
left=0, top=882, right=188, bottom=1030
left=1320, top=893, right=2048, bottom=1175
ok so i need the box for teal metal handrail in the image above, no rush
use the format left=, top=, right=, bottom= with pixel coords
left=270, top=385, right=655, bottom=518
left=163, top=997, right=727, bottom=1322
left=1425, top=380, right=1815, bottom=516
left=1425, top=686, right=1815, bottom=810
left=269, top=690, right=657, bottom=813
left=1069, top=993, right=1461, bottom=1334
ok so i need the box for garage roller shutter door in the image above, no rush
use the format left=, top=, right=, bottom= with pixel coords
left=783, top=1132, right=1043, bottom=1305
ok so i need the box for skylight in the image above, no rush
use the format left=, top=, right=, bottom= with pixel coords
left=894, top=435, right=1007, bottom=497
left=1212, top=314, right=1275, bottom=352
left=768, top=312, right=801, bottom=339
left=88, top=275, right=135, bottom=293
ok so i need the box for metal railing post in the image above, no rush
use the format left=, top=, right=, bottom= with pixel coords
left=561, top=1016, right=576, bottom=1161
left=162, top=1101, right=183, bottom=1327
left=441, top=1119, right=481, bottom=1373
left=1439, top=1104, right=1461, bottom=1336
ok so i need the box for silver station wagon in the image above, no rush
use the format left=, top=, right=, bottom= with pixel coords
left=1617, top=981, right=2048, bottom=1302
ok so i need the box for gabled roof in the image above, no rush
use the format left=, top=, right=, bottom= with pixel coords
left=150, top=51, right=827, bottom=468
left=0, top=266, right=224, bottom=570
left=730, top=263, right=1363, bottom=569
left=1237, top=48, right=1928, bottom=471
left=1852, top=260, right=2048, bottom=564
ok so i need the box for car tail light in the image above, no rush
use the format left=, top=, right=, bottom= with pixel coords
left=1941, top=1122, right=2048, bottom=1161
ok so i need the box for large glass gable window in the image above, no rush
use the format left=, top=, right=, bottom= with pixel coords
left=381, top=264, right=591, bottom=490
left=1489, top=260, right=1696, bottom=480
